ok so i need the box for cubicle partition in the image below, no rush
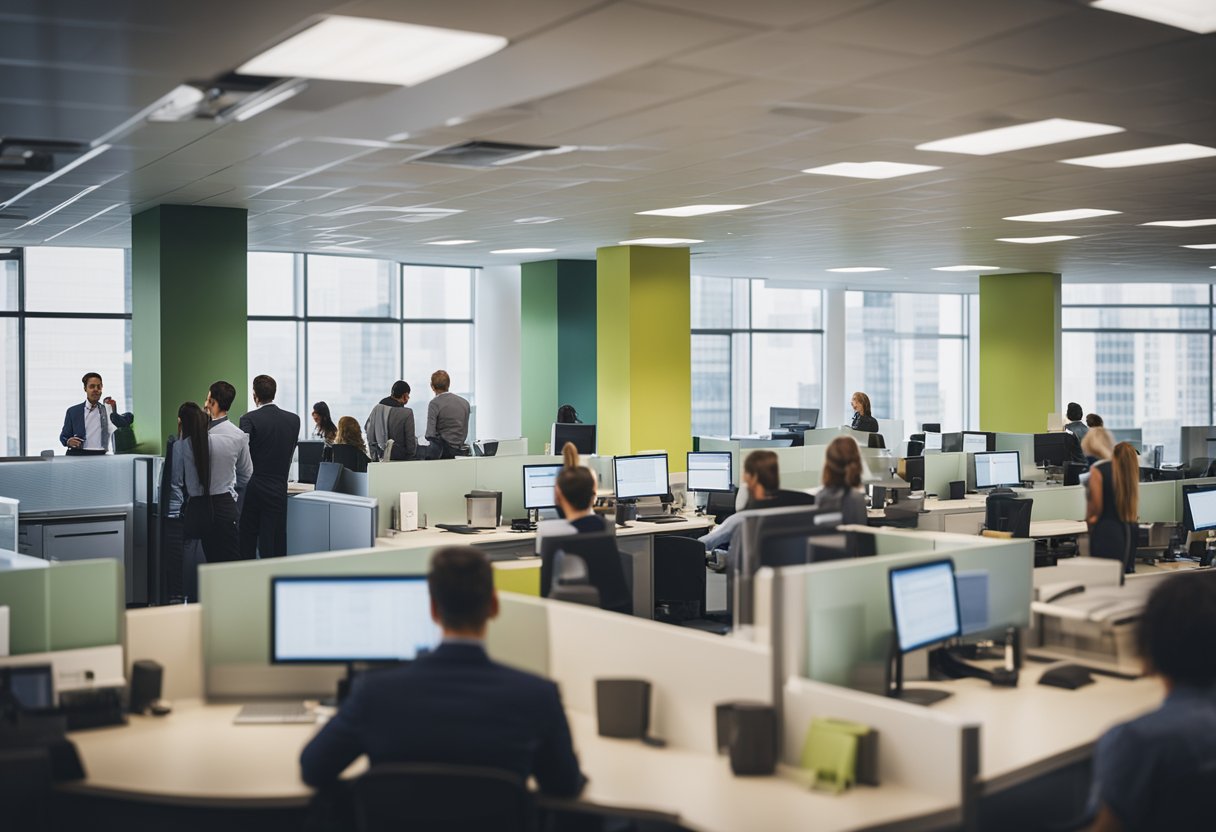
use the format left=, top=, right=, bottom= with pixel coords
left=1021, top=485, right=1085, bottom=522
left=993, top=433, right=1040, bottom=480
left=0, top=551, right=123, bottom=655
left=923, top=453, right=967, bottom=496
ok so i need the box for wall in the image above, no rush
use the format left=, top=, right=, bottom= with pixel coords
left=475, top=265, right=522, bottom=442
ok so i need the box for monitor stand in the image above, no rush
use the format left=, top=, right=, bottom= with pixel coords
left=885, top=638, right=952, bottom=706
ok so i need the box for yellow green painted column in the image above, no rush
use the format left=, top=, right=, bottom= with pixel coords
left=979, top=272, right=1060, bottom=433
left=596, top=245, right=691, bottom=469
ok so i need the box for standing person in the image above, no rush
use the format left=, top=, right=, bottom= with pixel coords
left=238, top=375, right=300, bottom=559
left=172, top=401, right=251, bottom=564
left=311, top=402, right=338, bottom=446
left=59, top=372, right=133, bottom=455
left=1082, top=427, right=1115, bottom=465
left=424, top=370, right=471, bottom=459
left=1064, top=402, right=1089, bottom=442
left=1086, top=413, right=1105, bottom=429
left=1087, top=441, right=1140, bottom=573
left=364, top=380, right=416, bottom=461
left=849, top=392, right=879, bottom=433
left=204, top=381, right=243, bottom=438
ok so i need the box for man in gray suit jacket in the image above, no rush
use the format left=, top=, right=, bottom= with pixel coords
left=364, top=380, right=417, bottom=461
left=424, top=370, right=470, bottom=459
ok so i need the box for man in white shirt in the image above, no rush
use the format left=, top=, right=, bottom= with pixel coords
left=59, top=372, right=132, bottom=455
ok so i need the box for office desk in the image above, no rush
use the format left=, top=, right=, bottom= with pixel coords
left=64, top=701, right=956, bottom=832
left=1029, top=520, right=1087, bottom=539
left=919, top=662, right=1161, bottom=795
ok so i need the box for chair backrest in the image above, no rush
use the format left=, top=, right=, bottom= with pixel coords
left=539, top=532, right=633, bottom=615
left=653, top=535, right=707, bottom=620
left=296, top=440, right=325, bottom=484
left=330, top=443, right=369, bottom=473
left=705, top=487, right=738, bottom=523
left=868, top=433, right=886, bottom=449
left=985, top=494, right=1032, bottom=538
left=354, top=763, right=532, bottom=832
left=771, top=489, right=816, bottom=508
left=1187, top=457, right=1211, bottom=478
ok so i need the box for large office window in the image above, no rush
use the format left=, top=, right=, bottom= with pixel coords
left=690, top=276, right=822, bottom=436
left=845, top=292, right=972, bottom=432
left=248, top=254, right=476, bottom=440
left=0, top=248, right=132, bottom=455
left=1062, top=284, right=1211, bottom=463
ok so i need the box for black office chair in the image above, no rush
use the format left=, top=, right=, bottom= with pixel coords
left=353, top=763, right=533, bottom=832
left=325, top=443, right=370, bottom=473
left=771, top=489, right=815, bottom=508
left=705, top=487, right=738, bottom=524
left=984, top=493, right=1032, bottom=538
left=906, top=440, right=924, bottom=457
left=868, top=433, right=886, bottom=450
left=547, top=554, right=602, bottom=609
left=539, top=532, right=633, bottom=615
left=1186, top=457, right=1211, bottom=478
left=1063, top=462, right=1088, bottom=487
left=296, top=440, right=325, bottom=484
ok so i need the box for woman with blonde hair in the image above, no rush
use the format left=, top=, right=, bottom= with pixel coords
left=1087, top=441, right=1140, bottom=573
left=1081, top=426, right=1115, bottom=463
left=322, top=416, right=371, bottom=473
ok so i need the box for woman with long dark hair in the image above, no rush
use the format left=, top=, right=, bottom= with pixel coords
left=312, top=401, right=338, bottom=445
left=172, top=401, right=250, bottom=563
left=1087, top=441, right=1140, bottom=573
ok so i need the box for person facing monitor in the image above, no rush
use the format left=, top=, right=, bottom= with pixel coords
left=299, top=546, right=585, bottom=806
left=816, top=437, right=867, bottom=525
left=700, top=450, right=813, bottom=553
left=535, top=443, right=612, bottom=552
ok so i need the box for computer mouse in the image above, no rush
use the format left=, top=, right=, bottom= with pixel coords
left=1038, top=664, right=1095, bottom=690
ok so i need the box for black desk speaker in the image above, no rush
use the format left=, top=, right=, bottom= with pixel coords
left=129, top=659, right=163, bottom=714
left=596, top=678, right=650, bottom=739
left=716, top=701, right=777, bottom=776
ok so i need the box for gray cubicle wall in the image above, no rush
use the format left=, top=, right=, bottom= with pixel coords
left=0, top=553, right=123, bottom=655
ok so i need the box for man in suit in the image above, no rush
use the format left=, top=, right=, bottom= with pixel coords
left=364, top=380, right=417, bottom=461
left=300, top=546, right=585, bottom=798
left=59, top=372, right=133, bottom=455
left=238, top=374, right=300, bottom=558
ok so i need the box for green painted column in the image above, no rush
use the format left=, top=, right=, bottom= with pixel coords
left=132, top=205, right=248, bottom=453
left=979, top=272, right=1060, bottom=433
left=596, top=246, right=691, bottom=469
left=520, top=260, right=597, bottom=453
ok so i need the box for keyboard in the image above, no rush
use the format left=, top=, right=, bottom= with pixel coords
left=233, top=702, right=317, bottom=725
left=636, top=515, right=685, bottom=524
left=436, top=524, right=483, bottom=535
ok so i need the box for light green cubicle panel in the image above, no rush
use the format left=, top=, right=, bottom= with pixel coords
left=487, top=595, right=550, bottom=678
left=1024, top=485, right=1085, bottom=521
left=1138, top=482, right=1176, bottom=523
left=698, top=438, right=740, bottom=484
left=366, top=459, right=477, bottom=533
left=869, top=530, right=939, bottom=556
left=801, top=428, right=847, bottom=446
left=995, top=433, right=1036, bottom=478
left=48, top=558, right=122, bottom=651
left=0, top=561, right=50, bottom=654
left=801, top=540, right=1033, bottom=688
left=923, top=453, right=966, bottom=496
left=475, top=455, right=564, bottom=521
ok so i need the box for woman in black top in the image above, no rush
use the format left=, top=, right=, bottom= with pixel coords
left=850, top=392, right=879, bottom=433
left=1087, top=442, right=1140, bottom=573
left=816, top=436, right=868, bottom=525
left=322, top=415, right=371, bottom=473
left=311, top=401, right=338, bottom=445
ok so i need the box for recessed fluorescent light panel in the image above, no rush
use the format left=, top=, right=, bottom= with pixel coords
left=0, top=144, right=111, bottom=209
left=1091, top=0, right=1216, bottom=34
left=490, top=248, right=555, bottom=254
left=933, top=265, right=1000, bottom=272
left=1183, top=244, right=1216, bottom=250
left=237, top=16, right=508, bottom=87
left=18, top=185, right=101, bottom=228
left=801, top=161, right=941, bottom=179
left=618, top=238, right=703, bottom=246
left=1060, top=144, right=1216, bottom=168
left=1141, top=219, right=1216, bottom=228
left=997, top=235, right=1080, bottom=244
left=1003, top=208, right=1121, bottom=222
left=426, top=239, right=478, bottom=246
left=827, top=267, right=888, bottom=273
left=916, top=118, right=1124, bottom=155
left=636, top=204, right=753, bottom=217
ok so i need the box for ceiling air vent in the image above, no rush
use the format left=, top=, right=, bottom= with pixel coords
left=413, top=140, right=559, bottom=168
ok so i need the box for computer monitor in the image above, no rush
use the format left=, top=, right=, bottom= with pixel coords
left=769, top=407, right=818, bottom=430
left=961, top=432, right=989, bottom=454
left=613, top=453, right=669, bottom=501
left=296, top=440, right=325, bottom=485
left=551, top=423, right=596, bottom=455
left=889, top=559, right=961, bottom=653
left=921, top=423, right=941, bottom=434
left=522, top=463, right=563, bottom=510
left=270, top=575, right=440, bottom=664
left=686, top=451, right=733, bottom=493
left=923, top=432, right=943, bottom=452
left=1183, top=484, right=1216, bottom=533
left=973, top=451, right=1021, bottom=490
left=1033, top=433, right=1070, bottom=467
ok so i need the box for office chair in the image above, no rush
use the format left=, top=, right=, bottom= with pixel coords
left=353, top=763, right=533, bottom=832
left=547, top=554, right=601, bottom=609
left=539, top=532, right=633, bottom=615
left=906, top=440, right=924, bottom=457
left=984, top=493, right=1032, bottom=539
left=327, top=443, right=369, bottom=473
left=867, top=433, right=886, bottom=450
left=705, top=487, right=738, bottom=524
left=652, top=536, right=728, bottom=634
left=772, top=489, right=815, bottom=508
left=1186, top=457, right=1211, bottom=479
left=0, top=747, right=53, bottom=831
left=295, top=440, right=325, bottom=484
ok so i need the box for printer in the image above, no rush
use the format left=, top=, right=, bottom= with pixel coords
left=1030, top=581, right=1152, bottom=676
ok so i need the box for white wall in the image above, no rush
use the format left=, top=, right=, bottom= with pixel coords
left=475, top=265, right=522, bottom=441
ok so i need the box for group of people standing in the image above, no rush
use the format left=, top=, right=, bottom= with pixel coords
left=1063, top=401, right=1140, bottom=573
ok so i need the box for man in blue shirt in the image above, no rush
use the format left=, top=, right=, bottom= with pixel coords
left=1088, top=572, right=1216, bottom=831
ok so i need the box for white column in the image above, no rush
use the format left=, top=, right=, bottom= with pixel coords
left=474, top=265, right=522, bottom=440
left=823, top=288, right=847, bottom=428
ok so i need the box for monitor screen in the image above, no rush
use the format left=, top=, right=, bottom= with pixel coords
left=1, top=664, right=54, bottom=711
left=1185, top=486, right=1216, bottom=532
left=271, top=576, right=440, bottom=664
left=769, top=407, right=818, bottom=429
left=974, top=451, right=1021, bottom=489
left=686, top=451, right=733, bottom=493
left=1033, top=432, right=1070, bottom=466
left=923, top=432, right=943, bottom=452
left=552, top=423, right=596, bottom=455
left=613, top=453, right=669, bottom=500
left=889, top=559, right=961, bottom=654
left=522, top=463, right=563, bottom=510
left=962, top=433, right=988, bottom=454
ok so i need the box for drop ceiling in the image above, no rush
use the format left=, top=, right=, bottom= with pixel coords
left=1, top=0, right=1213, bottom=291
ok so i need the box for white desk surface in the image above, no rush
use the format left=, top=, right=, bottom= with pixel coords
left=1029, top=520, right=1088, bottom=538
left=919, top=662, right=1162, bottom=794
left=64, top=702, right=955, bottom=832
left=376, top=513, right=712, bottom=550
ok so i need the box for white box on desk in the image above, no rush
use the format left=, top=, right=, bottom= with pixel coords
left=399, top=492, right=419, bottom=532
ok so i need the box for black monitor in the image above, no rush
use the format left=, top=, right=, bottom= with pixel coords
left=686, top=451, right=733, bottom=493
left=973, top=451, right=1021, bottom=490
left=552, top=423, right=596, bottom=455
left=903, top=456, right=925, bottom=491
left=296, top=440, right=325, bottom=485
left=270, top=575, right=440, bottom=664
left=0, top=663, right=55, bottom=713
left=1183, top=484, right=1216, bottom=533
left=613, top=453, right=669, bottom=501
left=769, top=407, right=819, bottom=430
left=921, top=423, right=941, bottom=433
left=887, top=559, right=961, bottom=706
left=522, top=463, right=563, bottom=510
left=1034, top=433, right=1070, bottom=466
left=539, top=532, right=632, bottom=615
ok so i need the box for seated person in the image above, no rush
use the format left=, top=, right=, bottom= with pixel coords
left=300, top=546, right=586, bottom=796
left=535, top=442, right=612, bottom=552
left=699, top=450, right=811, bottom=554
left=1087, top=572, right=1216, bottom=832
left=814, top=436, right=868, bottom=525
left=322, top=416, right=372, bottom=472
left=849, top=392, right=879, bottom=433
